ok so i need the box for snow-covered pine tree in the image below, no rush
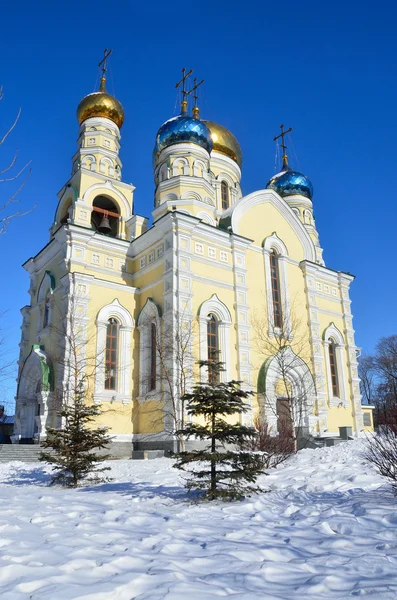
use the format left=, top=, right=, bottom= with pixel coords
left=174, top=359, right=264, bottom=500
left=40, top=379, right=111, bottom=487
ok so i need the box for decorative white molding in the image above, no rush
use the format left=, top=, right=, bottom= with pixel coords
left=224, top=188, right=316, bottom=262
left=81, top=180, right=132, bottom=220
left=260, top=347, right=317, bottom=434
left=196, top=211, right=216, bottom=226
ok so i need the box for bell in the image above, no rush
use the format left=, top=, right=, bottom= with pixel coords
left=98, top=214, right=111, bottom=233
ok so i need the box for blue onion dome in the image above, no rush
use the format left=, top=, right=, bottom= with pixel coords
left=266, top=165, right=313, bottom=200
left=153, top=115, right=213, bottom=162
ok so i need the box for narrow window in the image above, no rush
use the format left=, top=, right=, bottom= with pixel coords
left=105, top=318, right=118, bottom=390
left=221, top=181, right=229, bottom=210
left=328, top=339, right=339, bottom=397
left=150, top=323, right=157, bottom=391
left=207, top=314, right=220, bottom=383
left=207, top=314, right=219, bottom=361
left=43, top=293, right=51, bottom=328
left=270, top=251, right=282, bottom=328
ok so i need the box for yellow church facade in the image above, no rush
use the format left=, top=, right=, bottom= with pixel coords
left=14, top=64, right=371, bottom=451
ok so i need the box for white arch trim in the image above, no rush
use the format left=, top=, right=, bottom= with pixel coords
left=81, top=181, right=131, bottom=219
left=198, top=294, right=232, bottom=381
left=224, top=188, right=316, bottom=262
left=260, top=347, right=316, bottom=433
left=95, top=299, right=134, bottom=404
left=181, top=190, right=203, bottom=202
left=322, top=322, right=344, bottom=345
left=16, top=346, right=53, bottom=440
left=322, top=323, right=347, bottom=408
left=37, top=271, right=55, bottom=303
left=263, top=232, right=289, bottom=256
left=216, top=172, right=235, bottom=187
left=197, top=211, right=216, bottom=226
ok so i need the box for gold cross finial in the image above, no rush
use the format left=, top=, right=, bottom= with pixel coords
left=98, top=48, right=113, bottom=91
left=188, top=77, right=204, bottom=118
left=274, top=124, right=293, bottom=168
left=175, top=68, right=193, bottom=114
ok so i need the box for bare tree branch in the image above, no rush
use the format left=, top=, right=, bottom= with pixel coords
left=0, top=87, right=34, bottom=234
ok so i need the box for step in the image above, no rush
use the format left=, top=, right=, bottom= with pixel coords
left=0, top=444, right=55, bottom=463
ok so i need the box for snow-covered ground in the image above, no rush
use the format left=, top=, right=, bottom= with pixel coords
left=1, top=440, right=397, bottom=599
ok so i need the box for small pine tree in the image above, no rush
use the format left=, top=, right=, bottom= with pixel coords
left=40, top=380, right=112, bottom=487
left=174, top=359, right=264, bottom=500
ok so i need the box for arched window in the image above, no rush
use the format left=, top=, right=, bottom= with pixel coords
left=207, top=314, right=219, bottom=383
left=43, top=292, right=51, bottom=328
left=150, top=323, right=157, bottom=391
left=207, top=314, right=219, bottom=361
left=91, top=196, right=120, bottom=238
left=328, top=339, right=339, bottom=397
left=270, top=251, right=282, bottom=329
left=60, top=200, right=72, bottom=224
left=221, top=181, right=229, bottom=210
left=105, top=318, right=119, bottom=390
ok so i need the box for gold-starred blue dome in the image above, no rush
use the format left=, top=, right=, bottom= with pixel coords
left=266, top=165, right=313, bottom=200
left=154, top=115, right=213, bottom=162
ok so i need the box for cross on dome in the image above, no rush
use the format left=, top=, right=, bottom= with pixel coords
left=175, top=68, right=193, bottom=115
left=274, top=124, right=293, bottom=169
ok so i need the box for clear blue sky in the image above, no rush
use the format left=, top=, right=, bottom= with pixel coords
left=1, top=0, right=396, bottom=406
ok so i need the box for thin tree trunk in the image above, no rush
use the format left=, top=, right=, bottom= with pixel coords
left=211, top=411, right=216, bottom=494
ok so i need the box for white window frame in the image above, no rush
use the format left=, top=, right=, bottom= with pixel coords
left=198, top=294, right=232, bottom=382
left=95, top=299, right=134, bottom=405
left=37, top=271, right=55, bottom=333
left=263, top=233, right=291, bottom=337
left=137, top=298, right=162, bottom=399
left=322, top=323, right=347, bottom=408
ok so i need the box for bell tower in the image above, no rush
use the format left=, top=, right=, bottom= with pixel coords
left=53, top=49, right=138, bottom=241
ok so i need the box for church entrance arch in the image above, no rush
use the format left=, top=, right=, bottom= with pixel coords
left=15, top=346, right=54, bottom=442
left=257, top=347, right=316, bottom=435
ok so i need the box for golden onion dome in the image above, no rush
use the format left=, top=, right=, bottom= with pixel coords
left=77, top=77, right=124, bottom=128
left=204, top=120, right=242, bottom=167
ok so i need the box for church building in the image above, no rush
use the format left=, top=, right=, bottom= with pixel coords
left=14, top=56, right=373, bottom=451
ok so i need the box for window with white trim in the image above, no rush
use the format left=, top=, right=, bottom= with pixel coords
left=105, top=318, right=119, bottom=390
left=263, top=234, right=290, bottom=335
left=328, top=338, right=339, bottom=397
left=207, top=314, right=220, bottom=383
left=37, top=272, right=55, bottom=332
left=150, top=323, right=157, bottom=391
left=95, top=299, right=134, bottom=404
left=198, top=294, right=232, bottom=382
left=137, top=299, right=161, bottom=397
left=221, top=181, right=229, bottom=210
left=323, top=323, right=347, bottom=406
left=270, top=250, right=282, bottom=329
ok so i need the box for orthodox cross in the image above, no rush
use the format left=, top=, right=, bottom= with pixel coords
left=175, top=68, right=193, bottom=113
left=274, top=124, right=292, bottom=168
left=98, top=48, right=112, bottom=91
left=188, top=77, right=204, bottom=117
left=98, top=48, right=113, bottom=77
